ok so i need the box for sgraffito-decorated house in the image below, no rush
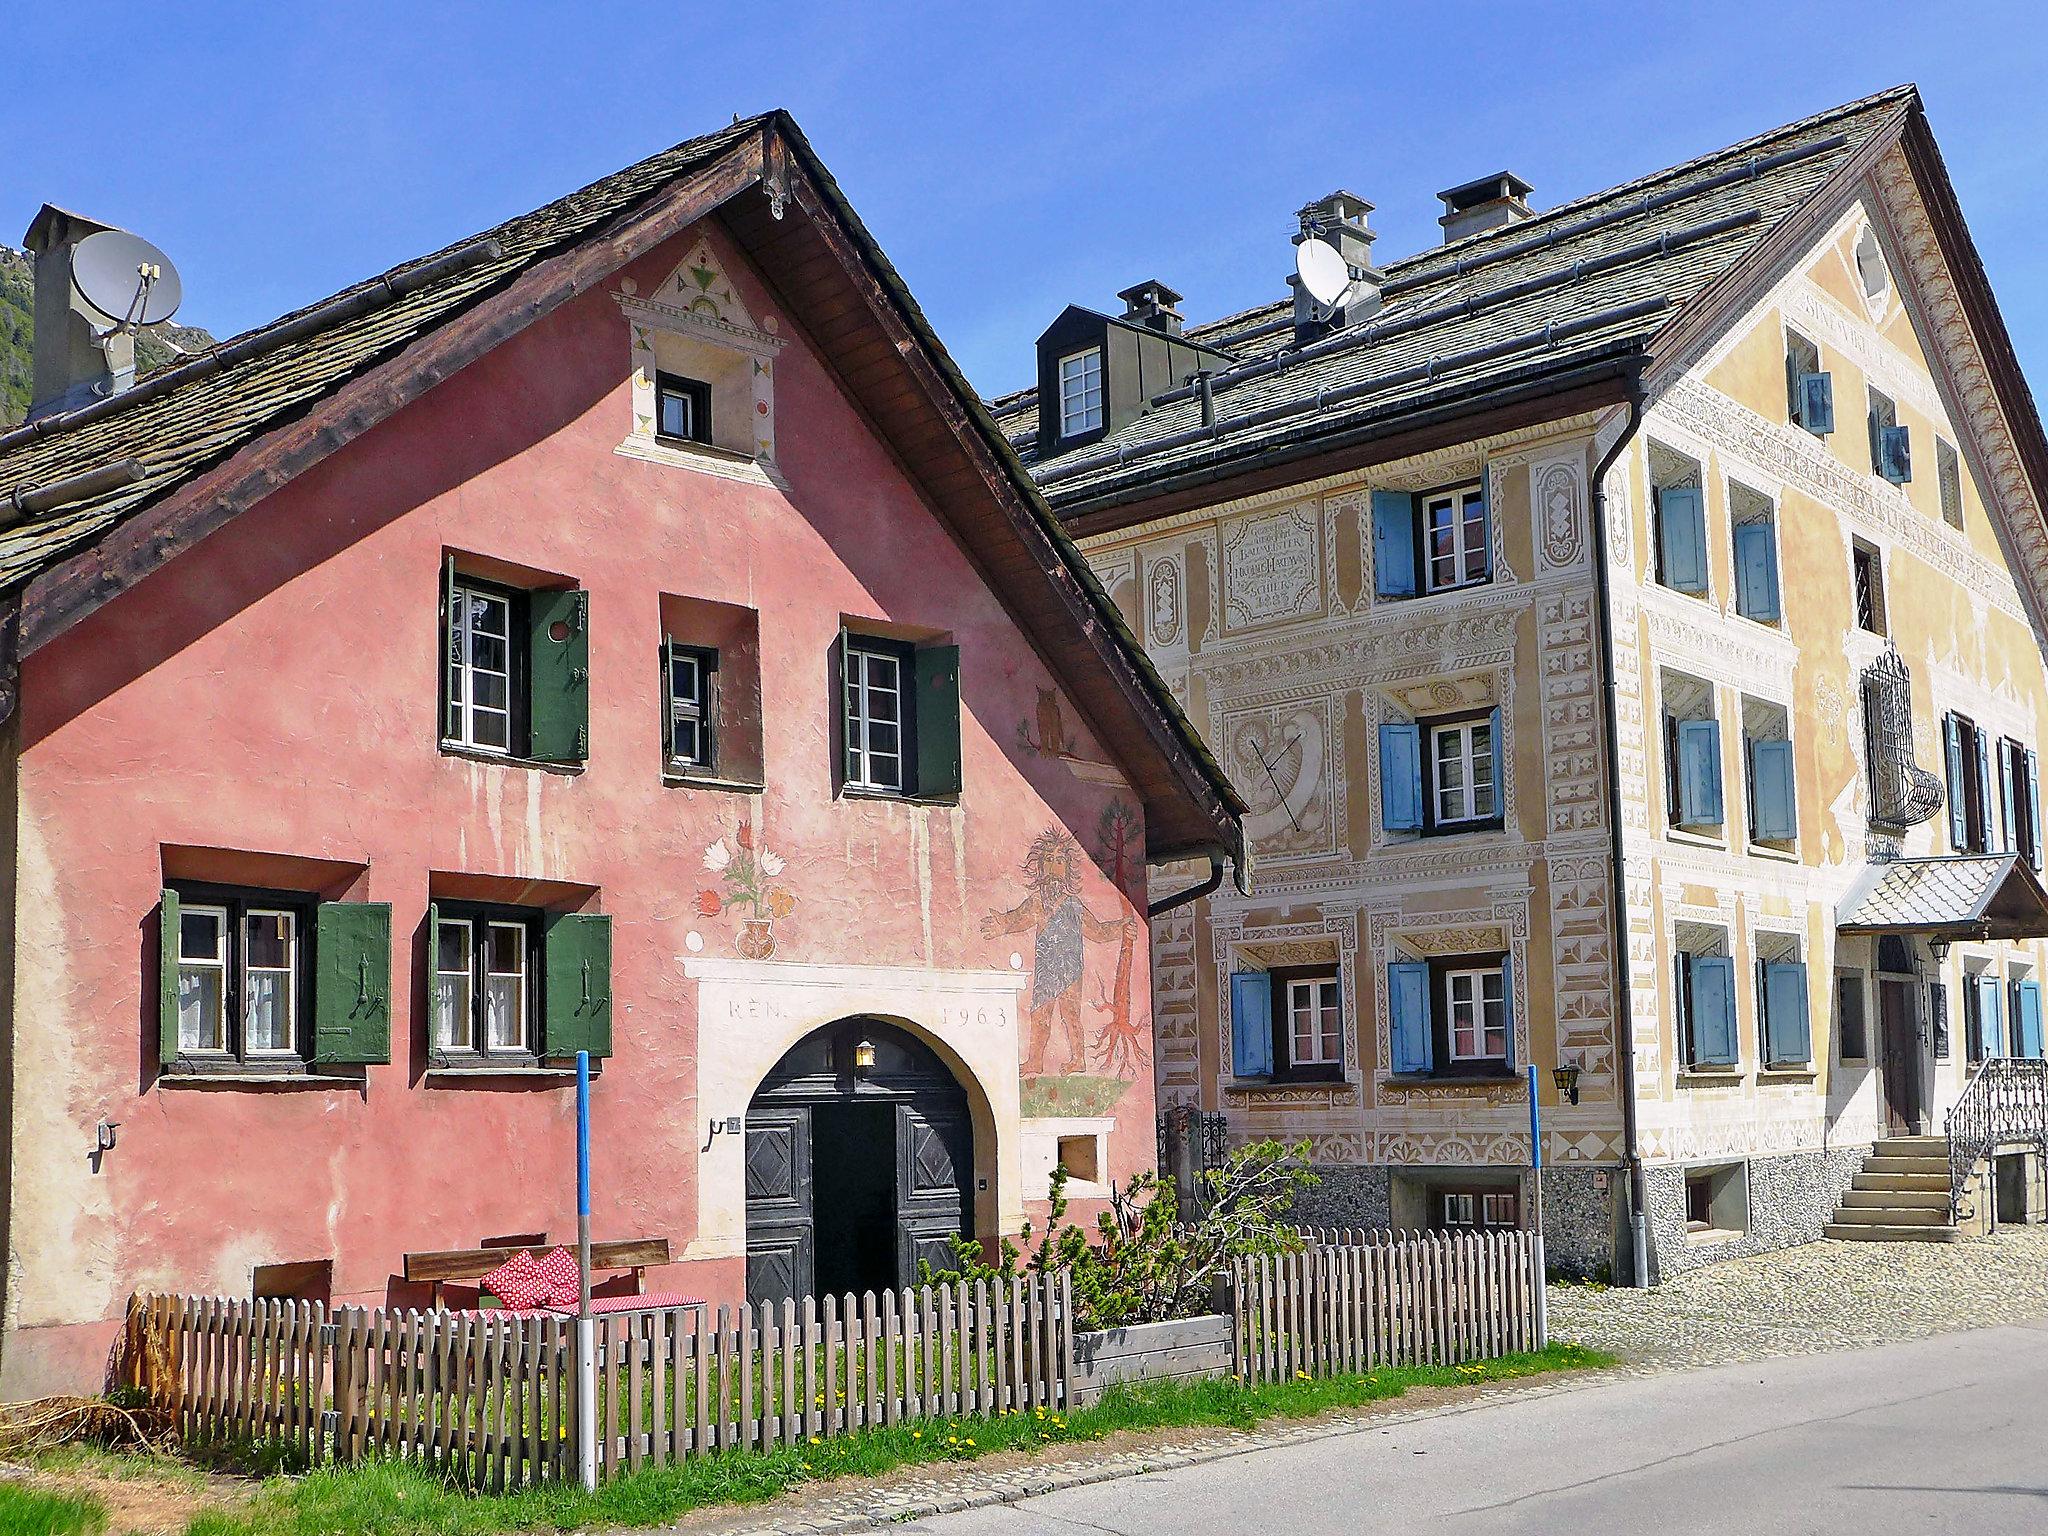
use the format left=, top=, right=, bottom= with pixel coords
left=992, top=86, right=2048, bottom=1281
left=0, top=115, right=1245, bottom=1395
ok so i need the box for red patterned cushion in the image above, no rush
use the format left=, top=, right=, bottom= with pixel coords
left=478, top=1249, right=548, bottom=1310
left=534, top=1246, right=583, bottom=1306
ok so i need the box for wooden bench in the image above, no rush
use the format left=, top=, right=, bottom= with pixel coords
left=403, top=1237, right=671, bottom=1308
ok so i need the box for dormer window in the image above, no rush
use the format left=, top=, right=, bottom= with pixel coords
left=655, top=373, right=711, bottom=446
left=1058, top=348, right=1104, bottom=437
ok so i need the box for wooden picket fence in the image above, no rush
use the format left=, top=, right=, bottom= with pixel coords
left=132, top=1273, right=1072, bottom=1486
left=1231, top=1228, right=1541, bottom=1384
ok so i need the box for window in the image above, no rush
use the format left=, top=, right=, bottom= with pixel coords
left=1444, top=966, right=1507, bottom=1063
left=1943, top=712, right=1995, bottom=854
left=170, top=889, right=307, bottom=1064
left=1224, top=965, right=1345, bottom=1079
left=1662, top=671, right=1723, bottom=833
left=441, top=561, right=590, bottom=765
left=1937, top=438, right=1964, bottom=529
left=1851, top=539, right=1886, bottom=634
left=838, top=632, right=961, bottom=799
left=1056, top=1134, right=1102, bottom=1185
left=447, top=579, right=516, bottom=755
left=1743, top=697, right=1795, bottom=848
left=1429, top=716, right=1497, bottom=827
left=843, top=636, right=910, bottom=793
left=1684, top=1163, right=1747, bottom=1236
left=2005, top=738, right=2044, bottom=870
left=1869, top=388, right=1911, bottom=484
left=1855, top=226, right=1890, bottom=303
left=1436, top=1187, right=1519, bottom=1232
left=1286, top=975, right=1342, bottom=1068
left=1651, top=448, right=1708, bottom=594
left=1730, top=485, right=1781, bottom=622
left=1422, top=484, right=1489, bottom=592
left=1785, top=329, right=1833, bottom=435
left=1057, top=348, right=1104, bottom=437
left=432, top=905, right=536, bottom=1059
left=1837, top=970, right=1869, bottom=1062
left=654, top=372, right=712, bottom=446
left=664, top=644, right=717, bottom=773
left=1676, top=925, right=1737, bottom=1069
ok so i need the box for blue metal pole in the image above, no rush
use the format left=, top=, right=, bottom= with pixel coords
left=575, top=1049, right=597, bottom=1489
left=1527, top=1063, right=1548, bottom=1348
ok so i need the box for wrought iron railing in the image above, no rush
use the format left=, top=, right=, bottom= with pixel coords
left=1945, top=1058, right=2048, bottom=1220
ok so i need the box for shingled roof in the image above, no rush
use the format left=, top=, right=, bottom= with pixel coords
left=0, top=111, right=1248, bottom=878
left=990, top=86, right=1926, bottom=520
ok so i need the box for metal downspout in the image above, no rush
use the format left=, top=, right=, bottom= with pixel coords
left=1149, top=854, right=1224, bottom=918
left=1589, top=364, right=1652, bottom=1286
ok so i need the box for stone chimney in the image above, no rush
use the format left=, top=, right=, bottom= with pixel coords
left=1436, top=172, right=1535, bottom=244
left=23, top=204, right=137, bottom=419
left=1117, top=279, right=1184, bottom=336
left=1291, top=190, right=1384, bottom=341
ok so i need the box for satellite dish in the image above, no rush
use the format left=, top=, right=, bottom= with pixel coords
left=70, top=229, right=183, bottom=328
left=1295, top=236, right=1353, bottom=308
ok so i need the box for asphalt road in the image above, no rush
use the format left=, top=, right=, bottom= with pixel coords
left=901, top=1322, right=2048, bottom=1535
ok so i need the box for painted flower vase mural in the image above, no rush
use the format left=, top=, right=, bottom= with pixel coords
left=698, top=823, right=796, bottom=959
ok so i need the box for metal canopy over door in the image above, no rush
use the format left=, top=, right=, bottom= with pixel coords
left=744, top=1018, right=974, bottom=1309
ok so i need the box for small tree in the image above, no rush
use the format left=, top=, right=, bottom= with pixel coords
left=921, top=1138, right=1316, bottom=1328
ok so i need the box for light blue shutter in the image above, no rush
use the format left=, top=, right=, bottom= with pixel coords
left=1688, top=955, right=1738, bottom=1066
left=1750, top=738, right=1797, bottom=841
left=2028, top=750, right=2043, bottom=872
left=1379, top=721, right=1423, bottom=832
left=1974, top=724, right=1995, bottom=852
left=1389, top=960, right=1432, bottom=1074
left=1978, top=974, right=2004, bottom=1060
left=2018, top=980, right=2045, bottom=1058
left=1796, top=372, right=1835, bottom=434
left=1763, top=961, right=1811, bottom=1066
left=1732, top=521, right=1781, bottom=621
left=1880, top=425, right=1913, bottom=484
left=1487, top=705, right=1504, bottom=821
left=1657, top=486, right=1708, bottom=593
left=1500, top=952, right=1516, bottom=1069
left=1944, top=714, right=1968, bottom=850
left=1676, top=718, right=1723, bottom=827
left=2000, top=742, right=2019, bottom=854
left=1229, top=972, right=1274, bottom=1077
left=1372, top=490, right=1417, bottom=599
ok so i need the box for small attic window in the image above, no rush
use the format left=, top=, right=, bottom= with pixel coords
left=1855, top=227, right=1889, bottom=303
left=655, top=373, right=712, bottom=446
left=1058, top=348, right=1104, bottom=437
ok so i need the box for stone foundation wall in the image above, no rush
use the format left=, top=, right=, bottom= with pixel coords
left=1644, top=1147, right=1865, bottom=1281
left=1286, top=1164, right=1393, bottom=1231
left=1537, top=1166, right=1620, bottom=1281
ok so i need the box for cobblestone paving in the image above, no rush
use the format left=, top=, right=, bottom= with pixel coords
left=1550, top=1227, right=2048, bottom=1370
left=694, top=1229, right=2048, bottom=1536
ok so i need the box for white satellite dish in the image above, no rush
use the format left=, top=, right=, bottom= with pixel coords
left=1295, top=236, right=1353, bottom=308
left=70, top=228, right=184, bottom=329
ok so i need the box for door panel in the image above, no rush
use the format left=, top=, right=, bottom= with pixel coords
left=1879, top=980, right=1924, bottom=1136
left=745, top=1108, right=813, bottom=1308
left=896, top=1100, right=972, bottom=1288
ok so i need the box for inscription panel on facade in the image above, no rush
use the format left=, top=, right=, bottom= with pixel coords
left=1221, top=505, right=1323, bottom=631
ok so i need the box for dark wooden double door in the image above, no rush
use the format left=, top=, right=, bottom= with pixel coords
left=744, top=1020, right=973, bottom=1309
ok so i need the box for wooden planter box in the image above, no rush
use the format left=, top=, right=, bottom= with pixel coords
left=1070, top=1313, right=1233, bottom=1405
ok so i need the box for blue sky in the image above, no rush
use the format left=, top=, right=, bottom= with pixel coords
left=6, top=2, right=2046, bottom=398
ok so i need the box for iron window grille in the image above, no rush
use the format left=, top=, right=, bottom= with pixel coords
left=1860, top=649, right=1944, bottom=830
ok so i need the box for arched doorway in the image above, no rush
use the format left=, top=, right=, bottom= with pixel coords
left=744, top=1018, right=973, bottom=1308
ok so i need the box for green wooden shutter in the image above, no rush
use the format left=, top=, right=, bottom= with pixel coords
left=544, top=913, right=612, bottom=1058
left=913, top=643, right=963, bottom=797
left=312, top=902, right=392, bottom=1066
left=659, top=636, right=675, bottom=764
left=440, top=555, right=459, bottom=742
left=528, top=588, right=590, bottom=762
left=158, top=888, right=182, bottom=1066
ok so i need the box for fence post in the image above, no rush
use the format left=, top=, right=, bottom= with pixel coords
left=1526, top=1063, right=1549, bottom=1350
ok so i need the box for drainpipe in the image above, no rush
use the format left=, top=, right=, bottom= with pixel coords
left=1149, top=854, right=1224, bottom=918
left=1588, top=361, right=1653, bottom=1287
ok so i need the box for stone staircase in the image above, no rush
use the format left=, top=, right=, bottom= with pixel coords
left=1825, top=1136, right=1967, bottom=1242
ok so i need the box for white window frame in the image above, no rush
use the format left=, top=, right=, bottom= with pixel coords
left=433, top=916, right=475, bottom=1052
left=1058, top=348, right=1104, bottom=437
left=1445, top=966, right=1507, bottom=1062
left=177, top=904, right=229, bottom=1054
left=483, top=920, right=529, bottom=1052
left=1422, top=485, right=1488, bottom=592
left=844, top=640, right=907, bottom=793
left=667, top=645, right=714, bottom=770
left=1286, top=976, right=1341, bottom=1067
left=1429, top=718, right=1496, bottom=825
left=241, top=909, right=298, bottom=1057
left=448, top=580, right=514, bottom=755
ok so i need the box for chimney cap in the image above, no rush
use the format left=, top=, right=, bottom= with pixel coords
left=1116, top=278, right=1184, bottom=310
left=23, top=203, right=118, bottom=254
left=1298, top=189, right=1374, bottom=230
left=1436, top=172, right=1534, bottom=216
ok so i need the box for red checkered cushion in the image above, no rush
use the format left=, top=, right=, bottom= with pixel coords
left=478, top=1249, right=549, bottom=1310
left=534, top=1246, right=582, bottom=1307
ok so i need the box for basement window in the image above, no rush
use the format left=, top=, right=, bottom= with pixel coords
left=1684, top=1162, right=1748, bottom=1239
left=1058, top=347, right=1104, bottom=437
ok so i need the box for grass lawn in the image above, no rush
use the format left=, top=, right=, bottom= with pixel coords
left=13, top=1343, right=1610, bottom=1536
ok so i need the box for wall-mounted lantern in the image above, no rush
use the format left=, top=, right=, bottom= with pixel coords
left=1551, top=1062, right=1582, bottom=1107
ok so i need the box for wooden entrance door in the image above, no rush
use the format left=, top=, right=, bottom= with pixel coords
left=1878, top=978, right=1925, bottom=1135
left=744, top=1107, right=813, bottom=1309
left=896, top=1100, right=973, bottom=1287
